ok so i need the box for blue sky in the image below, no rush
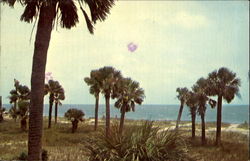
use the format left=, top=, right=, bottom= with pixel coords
left=0, top=1, right=249, bottom=105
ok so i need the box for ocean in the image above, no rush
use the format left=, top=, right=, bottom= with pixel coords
left=4, top=104, right=248, bottom=124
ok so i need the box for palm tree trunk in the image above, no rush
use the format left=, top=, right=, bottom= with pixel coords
left=55, top=102, right=58, bottom=124
left=14, top=101, right=17, bottom=122
left=201, top=112, right=206, bottom=145
left=119, top=105, right=126, bottom=134
left=21, top=117, right=27, bottom=131
left=94, top=95, right=99, bottom=131
left=48, top=93, right=54, bottom=128
left=105, top=94, right=111, bottom=137
left=191, top=112, right=196, bottom=139
left=216, top=95, right=223, bottom=146
left=28, top=3, right=56, bottom=161
left=72, top=120, right=78, bottom=133
left=176, top=101, right=184, bottom=129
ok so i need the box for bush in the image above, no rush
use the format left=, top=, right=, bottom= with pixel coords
left=87, top=121, right=193, bottom=161
left=17, top=152, right=28, bottom=160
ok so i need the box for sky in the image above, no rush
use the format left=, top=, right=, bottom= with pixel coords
left=0, top=1, right=249, bottom=105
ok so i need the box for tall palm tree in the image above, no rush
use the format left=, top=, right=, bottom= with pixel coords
left=1, top=0, right=115, bottom=159
left=45, top=80, right=62, bottom=128
left=206, top=67, right=240, bottom=146
left=114, top=78, right=145, bottom=134
left=193, top=78, right=216, bottom=145
left=186, top=91, right=198, bottom=139
left=176, top=87, right=189, bottom=129
left=99, top=66, right=122, bottom=137
left=54, top=88, right=65, bottom=124
left=84, top=70, right=102, bottom=130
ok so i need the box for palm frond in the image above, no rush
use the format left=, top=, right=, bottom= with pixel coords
left=0, top=0, right=17, bottom=7
left=58, top=0, right=79, bottom=29
left=82, top=0, right=115, bottom=23
left=20, top=1, right=39, bottom=23
left=79, top=5, right=94, bottom=34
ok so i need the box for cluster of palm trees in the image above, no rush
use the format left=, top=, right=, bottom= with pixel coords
left=45, top=80, right=65, bottom=128
left=7, top=79, right=65, bottom=130
left=8, top=79, right=30, bottom=131
left=85, top=66, right=145, bottom=136
left=176, top=67, right=241, bottom=146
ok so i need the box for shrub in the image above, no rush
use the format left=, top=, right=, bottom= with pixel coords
left=87, top=121, right=193, bottom=161
left=64, top=108, right=85, bottom=133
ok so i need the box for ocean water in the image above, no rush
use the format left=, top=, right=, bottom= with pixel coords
left=3, top=104, right=249, bottom=124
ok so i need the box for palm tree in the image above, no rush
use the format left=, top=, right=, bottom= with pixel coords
left=193, top=78, right=216, bottom=145
left=186, top=91, right=198, bottom=139
left=176, top=87, right=189, bottom=129
left=84, top=70, right=102, bottom=131
left=54, top=88, right=65, bottom=124
left=45, top=80, right=62, bottom=128
left=64, top=108, right=85, bottom=133
left=114, top=78, right=145, bottom=134
left=99, top=66, right=122, bottom=137
left=206, top=67, right=240, bottom=146
left=1, top=0, right=115, bottom=159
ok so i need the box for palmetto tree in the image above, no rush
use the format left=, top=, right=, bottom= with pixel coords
left=64, top=108, right=85, bottom=133
left=193, top=78, right=216, bottom=145
left=45, top=80, right=63, bottom=128
left=114, top=78, right=145, bottom=134
left=84, top=70, right=102, bottom=131
left=186, top=91, right=198, bottom=139
left=206, top=67, right=240, bottom=146
left=99, top=66, right=122, bottom=137
left=1, top=0, right=115, bottom=159
left=176, top=87, right=189, bottom=129
left=54, top=88, right=65, bottom=124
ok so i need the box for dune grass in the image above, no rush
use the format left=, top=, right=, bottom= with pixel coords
left=0, top=118, right=248, bottom=161
left=238, top=121, right=249, bottom=130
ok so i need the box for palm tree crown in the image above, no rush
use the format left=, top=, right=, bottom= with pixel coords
left=2, top=0, right=115, bottom=33
left=206, top=67, right=241, bottom=102
left=114, top=78, right=145, bottom=113
left=84, top=70, right=102, bottom=98
left=176, top=87, right=189, bottom=103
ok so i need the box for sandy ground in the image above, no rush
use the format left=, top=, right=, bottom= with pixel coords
left=158, top=122, right=249, bottom=136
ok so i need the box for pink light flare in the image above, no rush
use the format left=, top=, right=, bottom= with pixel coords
left=127, top=42, right=138, bottom=52
left=45, top=72, right=53, bottom=82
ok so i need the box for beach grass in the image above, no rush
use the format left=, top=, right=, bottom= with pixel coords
left=238, top=121, right=249, bottom=130
left=0, top=117, right=248, bottom=161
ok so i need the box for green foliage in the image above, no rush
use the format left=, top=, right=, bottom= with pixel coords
left=64, top=108, right=85, bottom=121
left=87, top=121, right=192, bottom=161
left=17, top=151, right=28, bottom=160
